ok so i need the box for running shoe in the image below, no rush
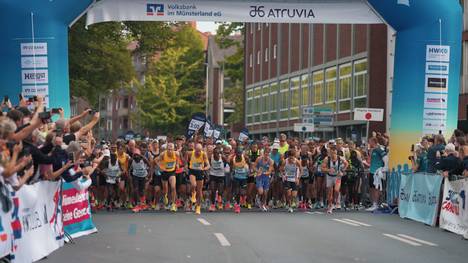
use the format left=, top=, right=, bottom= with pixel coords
left=163, top=194, right=169, bottom=206
left=234, top=203, right=241, bottom=214
left=365, top=204, right=379, bottom=212
left=335, top=203, right=342, bottom=210
left=127, top=203, right=134, bottom=209
left=184, top=202, right=191, bottom=212
left=209, top=204, right=216, bottom=212
left=151, top=202, right=157, bottom=210
left=291, top=201, right=297, bottom=209
left=191, top=192, right=196, bottom=204
left=288, top=207, right=294, bottom=213
left=268, top=200, right=274, bottom=208
left=175, top=199, right=182, bottom=208
left=217, top=202, right=223, bottom=210
left=319, top=201, right=324, bottom=208
left=132, top=204, right=142, bottom=213
left=170, top=203, right=177, bottom=212
left=140, top=203, right=149, bottom=211
left=261, top=205, right=268, bottom=212
left=195, top=205, right=201, bottom=215
left=326, top=207, right=333, bottom=214
left=247, top=203, right=252, bottom=210
left=225, top=202, right=231, bottom=210
left=240, top=196, right=246, bottom=207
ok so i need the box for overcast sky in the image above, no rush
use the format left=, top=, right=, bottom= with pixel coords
left=196, top=21, right=218, bottom=34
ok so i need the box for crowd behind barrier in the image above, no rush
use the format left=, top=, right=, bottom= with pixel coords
left=1, top=96, right=468, bottom=262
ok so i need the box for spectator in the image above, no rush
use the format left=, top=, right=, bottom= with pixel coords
left=427, top=134, right=446, bottom=173
left=435, top=143, right=463, bottom=177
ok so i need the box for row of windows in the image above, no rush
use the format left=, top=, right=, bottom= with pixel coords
left=249, top=45, right=277, bottom=68
left=246, top=59, right=368, bottom=124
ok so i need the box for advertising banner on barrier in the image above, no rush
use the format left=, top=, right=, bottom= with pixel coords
left=12, top=181, right=64, bottom=263
left=62, top=181, right=97, bottom=239
left=398, top=173, right=443, bottom=226
left=0, top=183, right=12, bottom=259
left=439, top=177, right=468, bottom=236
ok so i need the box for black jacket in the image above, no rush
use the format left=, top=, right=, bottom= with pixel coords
left=435, top=154, right=463, bottom=176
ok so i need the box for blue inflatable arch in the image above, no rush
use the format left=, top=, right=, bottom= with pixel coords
left=0, top=0, right=462, bottom=167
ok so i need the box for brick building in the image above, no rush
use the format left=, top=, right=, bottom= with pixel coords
left=244, top=22, right=389, bottom=141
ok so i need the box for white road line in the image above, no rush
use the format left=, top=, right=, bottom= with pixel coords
left=397, top=234, right=438, bottom=246
left=332, top=219, right=360, bottom=227
left=341, top=218, right=372, bottom=227
left=196, top=218, right=211, bottom=226
left=306, top=211, right=324, bottom=215
left=383, top=234, right=422, bottom=246
left=214, top=233, right=231, bottom=247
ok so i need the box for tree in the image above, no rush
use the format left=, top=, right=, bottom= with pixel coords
left=136, top=46, right=204, bottom=134
left=215, top=22, right=245, bottom=126
left=68, top=17, right=135, bottom=105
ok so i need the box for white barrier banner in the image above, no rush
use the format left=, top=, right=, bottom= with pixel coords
left=11, top=181, right=63, bottom=263
left=0, top=184, right=12, bottom=258
left=86, top=0, right=381, bottom=26
left=439, top=177, right=468, bottom=237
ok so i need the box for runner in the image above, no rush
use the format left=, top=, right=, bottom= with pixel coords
left=254, top=147, right=274, bottom=212
left=282, top=149, right=302, bottom=213
left=313, top=146, right=328, bottom=209
left=101, top=151, right=122, bottom=211
left=246, top=142, right=260, bottom=209
left=208, top=148, right=227, bottom=211
left=230, top=146, right=249, bottom=213
left=130, top=149, right=150, bottom=212
left=269, top=143, right=283, bottom=208
left=159, top=143, right=180, bottom=212
left=366, top=137, right=388, bottom=212
left=321, top=146, right=348, bottom=214
left=299, top=150, right=311, bottom=211
left=116, top=142, right=132, bottom=208
left=188, top=143, right=210, bottom=215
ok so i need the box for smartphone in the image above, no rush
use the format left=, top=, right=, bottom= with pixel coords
left=51, top=108, right=61, bottom=114
left=28, top=97, right=34, bottom=103
left=39, top=111, right=51, bottom=120
left=68, top=152, right=75, bottom=162
left=411, top=144, right=414, bottom=152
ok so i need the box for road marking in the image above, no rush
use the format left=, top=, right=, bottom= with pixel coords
left=214, top=233, right=231, bottom=247
left=306, top=211, right=324, bottom=215
left=341, top=218, right=372, bottom=227
left=383, top=233, right=422, bottom=246
left=397, top=234, right=438, bottom=246
left=197, top=218, right=211, bottom=226
left=332, top=219, right=360, bottom=227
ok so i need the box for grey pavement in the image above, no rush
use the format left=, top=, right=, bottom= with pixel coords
left=45, top=209, right=468, bottom=263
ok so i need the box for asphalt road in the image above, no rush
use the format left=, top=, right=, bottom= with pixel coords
left=45, top=209, right=468, bottom=263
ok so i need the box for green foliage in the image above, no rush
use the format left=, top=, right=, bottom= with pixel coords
left=124, top=21, right=175, bottom=59
left=225, top=80, right=244, bottom=126
left=68, top=17, right=135, bottom=105
left=136, top=45, right=204, bottom=134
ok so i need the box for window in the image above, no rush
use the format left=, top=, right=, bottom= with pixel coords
left=257, top=51, right=261, bottom=65
left=246, top=89, right=254, bottom=124
left=250, top=23, right=254, bottom=33
left=273, top=44, right=277, bottom=59
left=279, top=79, right=289, bottom=119
left=266, top=23, right=269, bottom=27
left=258, top=23, right=261, bottom=30
left=353, top=59, right=368, bottom=109
left=270, top=83, right=279, bottom=121
left=123, top=117, right=128, bottom=130
left=290, top=77, right=300, bottom=119
left=265, top=48, right=269, bottom=62
left=325, top=67, right=337, bottom=111
left=254, top=87, right=262, bottom=123
left=339, top=63, right=352, bottom=112
left=123, top=96, right=129, bottom=109
left=262, top=85, right=270, bottom=122
left=301, top=74, right=310, bottom=106
left=313, top=71, right=324, bottom=105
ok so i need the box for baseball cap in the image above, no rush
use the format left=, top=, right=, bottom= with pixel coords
left=272, top=143, right=280, bottom=150
left=103, top=149, right=111, bottom=157
left=215, top=140, right=223, bottom=144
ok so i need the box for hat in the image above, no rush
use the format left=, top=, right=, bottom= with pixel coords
left=272, top=143, right=280, bottom=150
left=103, top=149, right=111, bottom=157
left=445, top=143, right=456, bottom=152
left=215, top=140, right=223, bottom=144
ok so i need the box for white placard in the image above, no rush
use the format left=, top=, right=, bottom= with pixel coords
left=294, top=123, right=315, bottom=132
left=354, top=108, right=384, bottom=122
left=422, top=119, right=446, bottom=131
left=20, top=42, right=48, bottom=56
left=86, top=0, right=381, bottom=26
left=425, top=62, right=449, bottom=75
left=426, top=45, right=450, bottom=62
left=423, top=109, right=447, bottom=120
left=22, top=85, right=49, bottom=96
left=21, top=56, right=48, bottom=68
left=425, top=74, right=448, bottom=93
left=424, top=93, right=448, bottom=109
left=21, top=69, right=48, bottom=85
left=439, top=178, right=468, bottom=237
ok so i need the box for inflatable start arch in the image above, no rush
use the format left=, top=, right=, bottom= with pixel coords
left=0, top=0, right=462, bottom=168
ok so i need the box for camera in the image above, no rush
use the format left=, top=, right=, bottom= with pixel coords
left=88, top=109, right=97, bottom=115
left=51, top=108, right=61, bottom=114
left=39, top=111, right=52, bottom=123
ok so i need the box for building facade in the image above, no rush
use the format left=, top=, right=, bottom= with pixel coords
left=458, top=0, right=468, bottom=131
left=244, top=23, right=388, bottom=142
left=205, top=35, right=241, bottom=134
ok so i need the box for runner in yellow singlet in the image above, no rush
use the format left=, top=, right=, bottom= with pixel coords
left=159, top=143, right=180, bottom=212
left=188, top=143, right=210, bottom=215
